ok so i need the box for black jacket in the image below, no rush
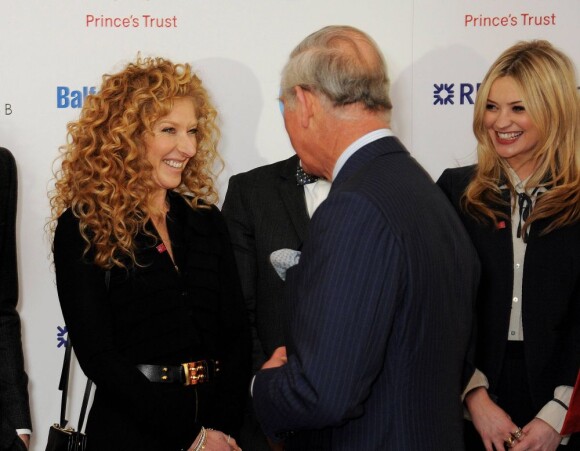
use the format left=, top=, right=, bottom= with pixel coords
left=438, top=165, right=580, bottom=410
left=0, top=147, right=31, bottom=451
left=53, top=191, right=251, bottom=451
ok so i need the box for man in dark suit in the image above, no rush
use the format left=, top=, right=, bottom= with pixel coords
left=222, top=155, right=330, bottom=450
left=0, top=148, right=31, bottom=450
left=251, top=26, right=480, bottom=450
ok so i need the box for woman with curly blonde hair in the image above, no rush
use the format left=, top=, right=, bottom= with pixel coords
left=438, top=40, right=579, bottom=450
left=50, top=56, right=250, bottom=451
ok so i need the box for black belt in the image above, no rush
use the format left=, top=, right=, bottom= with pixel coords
left=137, top=359, right=220, bottom=386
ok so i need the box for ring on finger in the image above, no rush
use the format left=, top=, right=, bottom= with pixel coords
left=511, top=428, right=523, bottom=440
left=505, top=435, right=516, bottom=448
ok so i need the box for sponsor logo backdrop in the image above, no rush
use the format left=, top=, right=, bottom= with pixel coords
left=0, top=0, right=576, bottom=448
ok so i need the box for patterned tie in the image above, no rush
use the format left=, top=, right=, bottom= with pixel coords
left=296, top=164, right=319, bottom=185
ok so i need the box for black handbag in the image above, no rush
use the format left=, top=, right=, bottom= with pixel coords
left=45, top=337, right=92, bottom=451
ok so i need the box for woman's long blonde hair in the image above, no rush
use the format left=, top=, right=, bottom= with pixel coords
left=464, top=40, right=580, bottom=233
left=49, top=56, right=221, bottom=268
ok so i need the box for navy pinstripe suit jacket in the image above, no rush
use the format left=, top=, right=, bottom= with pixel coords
left=252, top=137, right=479, bottom=450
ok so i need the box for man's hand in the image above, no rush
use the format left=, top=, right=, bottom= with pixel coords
left=261, top=347, right=287, bottom=370
left=18, top=434, right=30, bottom=449
left=267, top=437, right=285, bottom=451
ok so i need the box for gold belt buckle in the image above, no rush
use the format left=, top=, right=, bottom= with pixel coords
left=182, top=360, right=208, bottom=386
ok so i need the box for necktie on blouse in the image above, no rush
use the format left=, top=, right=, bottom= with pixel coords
left=516, top=186, right=540, bottom=242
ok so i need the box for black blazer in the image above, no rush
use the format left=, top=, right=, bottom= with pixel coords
left=53, top=192, right=251, bottom=451
left=437, top=165, right=580, bottom=410
left=0, top=148, right=31, bottom=451
left=221, top=155, right=309, bottom=373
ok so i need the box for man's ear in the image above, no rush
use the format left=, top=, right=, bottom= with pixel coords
left=294, top=86, right=316, bottom=128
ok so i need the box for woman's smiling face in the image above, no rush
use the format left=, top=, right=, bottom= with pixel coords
left=144, top=98, right=198, bottom=194
left=484, top=76, right=540, bottom=179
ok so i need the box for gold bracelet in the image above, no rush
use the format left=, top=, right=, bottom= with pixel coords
left=193, top=426, right=207, bottom=451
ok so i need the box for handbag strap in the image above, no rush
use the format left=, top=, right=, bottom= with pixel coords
left=57, top=270, right=109, bottom=430
left=57, top=336, right=73, bottom=427
left=57, top=336, right=94, bottom=432
left=77, top=379, right=93, bottom=433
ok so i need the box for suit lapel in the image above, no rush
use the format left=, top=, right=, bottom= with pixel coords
left=278, top=156, right=310, bottom=243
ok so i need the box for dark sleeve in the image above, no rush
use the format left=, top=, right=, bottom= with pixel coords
left=436, top=168, right=478, bottom=391
left=0, top=148, right=32, bottom=437
left=210, top=205, right=252, bottom=435
left=53, top=211, right=200, bottom=450
left=221, top=175, right=266, bottom=372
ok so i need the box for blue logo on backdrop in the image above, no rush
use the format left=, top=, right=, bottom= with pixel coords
left=57, top=86, right=97, bottom=109
left=433, top=83, right=455, bottom=105
left=56, top=325, right=69, bottom=348
left=433, top=82, right=481, bottom=106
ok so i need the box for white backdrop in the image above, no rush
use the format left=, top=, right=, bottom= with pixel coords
left=0, top=0, right=577, bottom=448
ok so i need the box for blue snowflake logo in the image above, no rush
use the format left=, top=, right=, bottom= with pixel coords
left=433, top=83, right=455, bottom=105
left=56, top=325, right=68, bottom=348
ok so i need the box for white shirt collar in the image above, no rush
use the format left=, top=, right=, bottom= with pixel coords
left=332, top=129, right=394, bottom=181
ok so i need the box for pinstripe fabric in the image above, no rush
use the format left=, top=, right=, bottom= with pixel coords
left=252, top=137, right=479, bottom=450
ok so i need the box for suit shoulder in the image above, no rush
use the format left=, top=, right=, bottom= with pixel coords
left=55, top=208, right=82, bottom=239
left=436, top=165, right=476, bottom=206
left=438, top=164, right=476, bottom=184
left=172, top=193, right=227, bottom=236
left=0, top=147, right=16, bottom=182
left=438, top=164, right=476, bottom=188
left=229, top=155, right=297, bottom=183
left=56, top=208, right=79, bottom=228
left=0, top=147, right=15, bottom=165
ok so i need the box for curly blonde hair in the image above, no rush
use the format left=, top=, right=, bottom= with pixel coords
left=464, top=40, right=580, bottom=234
left=49, top=56, right=222, bottom=268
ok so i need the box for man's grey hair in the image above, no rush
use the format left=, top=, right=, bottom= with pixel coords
left=281, top=25, right=392, bottom=112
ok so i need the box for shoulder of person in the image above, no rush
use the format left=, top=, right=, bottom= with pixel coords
left=229, top=155, right=297, bottom=184
left=0, top=147, right=15, bottom=165
left=55, top=208, right=80, bottom=232
left=170, top=191, right=225, bottom=231
left=437, top=164, right=477, bottom=190
left=0, top=147, right=16, bottom=184
left=440, top=164, right=476, bottom=181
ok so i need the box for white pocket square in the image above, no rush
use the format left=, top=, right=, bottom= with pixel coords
left=270, top=249, right=301, bottom=281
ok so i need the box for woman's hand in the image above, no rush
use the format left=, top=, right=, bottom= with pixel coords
left=511, top=418, right=561, bottom=451
left=465, top=387, right=519, bottom=451
left=188, top=428, right=242, bottom=451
